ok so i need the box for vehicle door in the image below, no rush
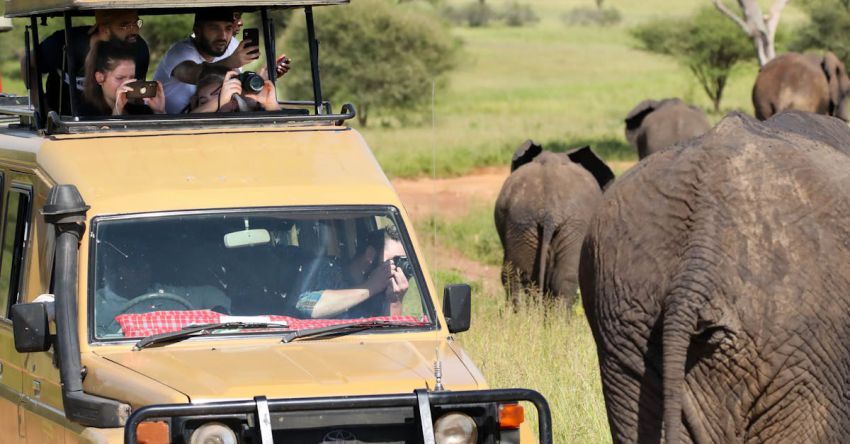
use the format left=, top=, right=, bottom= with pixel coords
left=0, top=170, right=26, bottom=443
left=0, top=175, right=65, bottom=443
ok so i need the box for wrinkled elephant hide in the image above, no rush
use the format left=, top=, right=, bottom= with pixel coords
left=580, top=110, right=850, bottom=443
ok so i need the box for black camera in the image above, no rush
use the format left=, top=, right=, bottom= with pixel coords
left=392, top=255, right=414, bottom=279
left=238, top=71, right=265, bottom=94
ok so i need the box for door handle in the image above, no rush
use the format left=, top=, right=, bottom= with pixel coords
left=31, top=380, right=41, bottom=398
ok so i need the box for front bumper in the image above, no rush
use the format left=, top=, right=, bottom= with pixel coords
left=125, top=388, right=552, bottom=443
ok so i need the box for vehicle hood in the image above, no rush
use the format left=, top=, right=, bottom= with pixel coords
left=93, top=338, right=480, bottom=402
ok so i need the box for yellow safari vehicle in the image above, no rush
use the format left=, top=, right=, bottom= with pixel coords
left=0, top=0, right=551, bottom=443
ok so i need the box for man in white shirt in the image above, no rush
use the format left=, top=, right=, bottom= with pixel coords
left=154, top=8, right=259, bottom=114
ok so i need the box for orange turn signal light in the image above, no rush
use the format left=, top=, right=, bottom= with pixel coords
left=137, top=420, right=170, bottom=444
left=499, top=403, right=525, bottom=430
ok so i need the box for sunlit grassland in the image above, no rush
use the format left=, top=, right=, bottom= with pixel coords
left=362, top=0, right=805, bottom=178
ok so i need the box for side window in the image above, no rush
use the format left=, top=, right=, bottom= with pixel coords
left=0, top=186, right=32, bottom=317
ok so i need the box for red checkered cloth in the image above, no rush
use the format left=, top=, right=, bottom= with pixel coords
left=115, top=310, right=428, bottom=338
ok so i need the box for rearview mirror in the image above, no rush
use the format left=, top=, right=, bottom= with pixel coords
left=224, top=228, right=271, bottom=248
left=443, top=284, right=471, bottom=334
left=12, top=302, right=51, bottom=352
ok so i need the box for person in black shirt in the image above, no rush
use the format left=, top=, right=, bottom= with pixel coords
left=22, top=10, right=150, bottom=115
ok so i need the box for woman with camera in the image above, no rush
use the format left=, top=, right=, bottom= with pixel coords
left=82, top=40, right=166, bottom=116
left=189, top=69, right=280, bottom=113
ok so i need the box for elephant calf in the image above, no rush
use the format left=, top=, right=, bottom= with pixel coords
left=495, top=140, right=613, bottom=308
left=752, top=51, right=850, bottom=121
left=581, top=110, right=850, bottom=443
left=624, top=98, right=711, bottom=159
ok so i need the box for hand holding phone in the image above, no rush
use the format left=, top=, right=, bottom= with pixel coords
left=125, top=81, right=158, bottom=100
left=243, top=28, right=260, bottom=53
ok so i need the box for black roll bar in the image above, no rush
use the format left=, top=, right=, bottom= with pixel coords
left=260, top=7, right=276, bottom=85
left=29, top=17, right=47, bottom=129
left=63, top=12, right=80, bottom=118
left=125, top=388, right=553, bottom=444
left=305, top=7, right=324, bottom=115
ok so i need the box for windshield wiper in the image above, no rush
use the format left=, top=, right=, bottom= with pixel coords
left=133, top=322, right=290, bottom=351
left=281, top=320, right=427, bottom=343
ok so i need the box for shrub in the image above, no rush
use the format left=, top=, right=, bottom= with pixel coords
left=501, top=2, right=540, bottom=27
left=790, top=0, right=850, bottom=63
left=442, top=2, right=495, bottom=27
left=561, top=6, right=622, bottom=27
left=280, top=0, right=459, bottom=127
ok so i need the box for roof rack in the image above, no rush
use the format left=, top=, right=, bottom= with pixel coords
left=5, top=0, right=349, bottom=17
left=44, top=103, right=356, bottom=134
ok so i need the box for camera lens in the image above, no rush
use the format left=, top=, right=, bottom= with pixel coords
left=239, top=71, right=264, bottom=94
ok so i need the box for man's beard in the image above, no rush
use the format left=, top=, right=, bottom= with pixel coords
left=196, top=37, right=228, bottom=58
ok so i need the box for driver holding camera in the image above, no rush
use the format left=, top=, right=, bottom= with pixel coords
left=294, top=226, right=411, bottom=319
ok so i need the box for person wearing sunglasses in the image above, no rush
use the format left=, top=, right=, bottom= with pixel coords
left=21, top=9, right=151, bottom=115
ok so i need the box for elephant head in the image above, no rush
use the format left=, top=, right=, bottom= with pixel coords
left=624, top=98, right=711, bottom=159
left=624, top=99, right=663, bottom=148
left=511, top=140, right=614, bottom=190
left=821, top=51, right=850, bottom=121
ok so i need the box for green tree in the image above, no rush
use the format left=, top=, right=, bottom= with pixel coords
left=631, top=7, right=754, bottom=112
left=280, top=0, right=458, bottom=126
left=790, top=0, right=850, bottom=63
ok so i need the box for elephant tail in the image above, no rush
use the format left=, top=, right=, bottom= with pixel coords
left=661, top=301, right=692, bottom=444
left=537, top=223, right=555, bottom=294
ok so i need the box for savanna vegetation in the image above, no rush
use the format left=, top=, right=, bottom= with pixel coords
left=1, top=1, right=848, bottom=441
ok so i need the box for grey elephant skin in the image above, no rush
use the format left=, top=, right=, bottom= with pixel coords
left=625, top=98, right=711, bottom=160
left=752, top=52, right=850, bottom=121
left=580, top=110, right=850, bottom=443
left=495, top=141, right=614, bottom=308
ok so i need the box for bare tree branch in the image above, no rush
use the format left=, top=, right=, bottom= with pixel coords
left=766, top=0, right=789, bottom=36
left=712, top=0, right=750, bottom=34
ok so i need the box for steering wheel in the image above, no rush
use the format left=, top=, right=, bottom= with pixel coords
left=107, top=292, right=195, bottom=333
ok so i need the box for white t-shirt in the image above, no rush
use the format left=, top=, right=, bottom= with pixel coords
left=154, top=37, right=239, bottom=114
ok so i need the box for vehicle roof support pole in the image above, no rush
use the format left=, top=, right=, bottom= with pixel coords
left=305, top=7, right=324, bottom=115
left=63, top=12, right=79, bottom=118
left=261, top=7, right=277, bottom=85
left=29, top=17, right=47, bottom=129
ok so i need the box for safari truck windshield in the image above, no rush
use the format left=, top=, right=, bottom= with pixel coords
left=91, top=208, right=434, bottom=341
left=0, top=0, right=553, bottom=443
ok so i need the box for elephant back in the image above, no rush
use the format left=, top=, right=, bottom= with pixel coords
left=580, top=110, right=850, bottom=443
left=752, top=52, right=830, bottom=120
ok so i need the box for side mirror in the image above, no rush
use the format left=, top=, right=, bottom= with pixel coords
left=12, top=302, right=52, bottom=352
left=443, top=284, right=471, bottom=334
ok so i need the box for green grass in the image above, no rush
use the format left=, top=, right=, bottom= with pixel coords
left=359, top=0, right=806, bottom=178
left=419, top=203, right=503, bottom=267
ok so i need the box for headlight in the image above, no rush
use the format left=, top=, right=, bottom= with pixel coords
left=434, top=412, right=478, bottom=444
left=189, top=422, right=238, bottom=444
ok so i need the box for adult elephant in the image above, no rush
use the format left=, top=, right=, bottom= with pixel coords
left=580, top=110, right=850, bottom=443
left=495, top=140, right=614, bottom=309
left=624, top=98, right=711, bottom=159
left=752, top=51, right=850, bottom=121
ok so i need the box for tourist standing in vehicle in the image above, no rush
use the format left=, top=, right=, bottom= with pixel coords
left=21, top=9, right=149, bottom=115
left=81, top=40, right=165, bottom=116
left=153, top=8, right=254, bottom=114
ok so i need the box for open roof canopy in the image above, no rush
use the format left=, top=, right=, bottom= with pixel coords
left=5, top=0, right=349, bottom=17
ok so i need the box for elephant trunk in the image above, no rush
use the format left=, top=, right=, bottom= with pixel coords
left=537, top=224, right=555, bottom=295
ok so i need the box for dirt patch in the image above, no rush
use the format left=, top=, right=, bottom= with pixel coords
left=391, top=167, right=509, bottom=225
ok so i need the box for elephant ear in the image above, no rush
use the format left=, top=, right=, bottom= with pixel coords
left=624, top=99, right=660, bottom=145
left=566, top=146, right=615, bottom=191
left=510, top=139, right=543, bottom=172
left=822, top=52, right=844, bottom=115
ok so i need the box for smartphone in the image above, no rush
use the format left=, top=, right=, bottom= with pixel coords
left=243, top=28, right=260, bottom=48
left=125, top=81, right=158, bottom=100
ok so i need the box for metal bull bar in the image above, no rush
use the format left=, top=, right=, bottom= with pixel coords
left=125, top=388, right=553, bottom=444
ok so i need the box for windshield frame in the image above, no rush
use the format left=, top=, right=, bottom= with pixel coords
left=86, top=205, right=439, bottom=345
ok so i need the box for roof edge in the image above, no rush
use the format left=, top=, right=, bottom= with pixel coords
left=5, top=0, right=350, bottom=17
